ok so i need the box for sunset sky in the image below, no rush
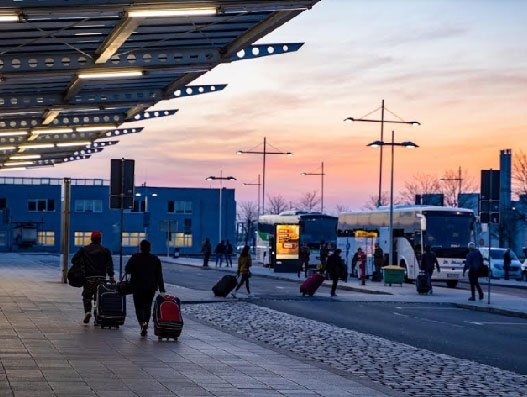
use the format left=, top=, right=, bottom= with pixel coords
left=12, top=0, right=527, bottom=213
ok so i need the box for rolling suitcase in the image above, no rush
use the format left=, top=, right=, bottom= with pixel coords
left=300, top=273, right=325, bottom=296
left=212, top=275, right=238, bottom=297
left=94, top=282, right=126, bottom=329
left=153, top=294, right=184, bottom=341
left=416, top=271, right=431, bottom=295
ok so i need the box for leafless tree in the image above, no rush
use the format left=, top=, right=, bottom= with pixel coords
left=440, top=167, right=477, bottom=207
left=267, top=195, right=288, bottom=214
left=362, top=192, right=391, bottom=209
left=513, top=150, right=527, bottom=198
left=399, top=173, right=442, bottom=205
left=296, top=191, right=321, bottom=211
left=237, top=201, right=258, bottom=224
left=335, top=204, right=351, bottom=214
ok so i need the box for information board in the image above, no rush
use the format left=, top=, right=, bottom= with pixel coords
left=275, top=224, right=300, bottom=260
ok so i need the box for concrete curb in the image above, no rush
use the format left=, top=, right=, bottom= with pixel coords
left=455, top=303, right=527, bottom=319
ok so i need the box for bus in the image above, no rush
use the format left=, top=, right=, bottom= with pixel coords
left=337, top=205, right=475, bottom=287
left=256, top=211, right=338, bottom=272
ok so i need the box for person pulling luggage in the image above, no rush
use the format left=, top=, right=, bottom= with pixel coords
left=125, top=239, right=166, bottom=336
left=327, top=249, right=345, bottom=297
left=298, top=243, right=310, bottom=278
left=71, top=231, right=115, bottom=324
left=231, top=245, right=252, bottom=298
left=420, top=245, right=441, bottom=294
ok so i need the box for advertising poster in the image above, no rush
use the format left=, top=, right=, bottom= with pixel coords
left=275, top=224, right=300, bottom=260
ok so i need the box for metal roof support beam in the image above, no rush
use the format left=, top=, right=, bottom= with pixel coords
left=127, top=109, right=178, bottom=121
left=42, top=110, right=60, bottom=125
left=94, top=16, right=140, bottom=64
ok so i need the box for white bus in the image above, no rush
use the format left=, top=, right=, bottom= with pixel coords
left=337, top=205, right=475, bottom=287
left=256, top=211, right=337, bottom=271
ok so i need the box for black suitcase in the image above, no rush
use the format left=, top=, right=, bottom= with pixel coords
left=416, top=272, right=431, bottom=294
left=153, top=294, right=184, bottom=341
left=94, top=282, right=126, bottom=328
left=212, top=275, right=238, bottom=297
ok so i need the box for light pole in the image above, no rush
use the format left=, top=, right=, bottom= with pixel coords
left=135, top=183, right=158, bottom=239
left=345, top=100, right=420, bottom=207
left=301, top=161, right=325, bottom=212
left=243, top=174, right=261, bottom=219
left=206, top=171, right=236, bottom=244
left=367, top=131, right=419, bottom=267
left=237, top=137, right=292, bottom=214
left=440, top=166, right=463, bottom=207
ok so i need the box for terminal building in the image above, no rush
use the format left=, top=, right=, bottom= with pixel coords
left=0, top=177, right=236, bottom=256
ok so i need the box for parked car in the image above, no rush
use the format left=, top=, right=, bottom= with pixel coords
left=478, top=248, right=523, bottom=280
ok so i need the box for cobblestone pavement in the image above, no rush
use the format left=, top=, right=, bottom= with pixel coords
left=183, top=302, right=527, bottom=397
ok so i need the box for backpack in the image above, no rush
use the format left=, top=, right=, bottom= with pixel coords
left=67, top=254, right=86, bottom=287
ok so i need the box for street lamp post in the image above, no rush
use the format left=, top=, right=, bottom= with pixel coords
left=206, top=171, right=236, bottom=244
left=301, top=161, right=325, bottom=212
left=242, top=174, right=262, bottom=219
left=135, top=184, right=158, bottom=240
left=440, top=166, right=463, bottom=206
left=237, top=137, right=292, bottom=214
left=367, top=130, right=419, bottom=267
left=345, top=100, right=420, bottom=207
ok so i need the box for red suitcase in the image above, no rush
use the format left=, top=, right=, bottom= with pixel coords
left=300, top=273, right=325, bottom=296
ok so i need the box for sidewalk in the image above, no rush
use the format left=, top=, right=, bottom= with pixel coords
left=162, top=256, right=527, bottom=319
left=0, top=253, right=392, bottom=397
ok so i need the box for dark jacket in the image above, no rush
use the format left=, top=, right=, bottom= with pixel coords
left=299, top=246, right=310, bottom=262
left=72, top=243, right=114, bottom=278
left=214, top=243, right=225, bottom=254
left=225, top=242, right=233, bottom=255
left=420, top=251, right=440, bottom=274
left=503, top=250, right=511, bottom=270
left=326, top=252, right=344, bottom=277
left=373, top=247, right=384, bottom=266
left=201, top=240, right=212, bottom=255
left=125, top=252, right=165, bottom=293
left=464, top=249, right=483, bottom=274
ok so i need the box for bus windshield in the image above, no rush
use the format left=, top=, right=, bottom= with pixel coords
left=301, top=217, right=336, bottom=245
left=424, top=213, right=472, bottom=248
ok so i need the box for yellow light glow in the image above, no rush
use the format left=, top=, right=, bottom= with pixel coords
left=19, top=143, right=55, bottom=149
left=32, top=128, right=74, bottom=134
left=0, top=130, right=28, bottom=136
left=78, top=70, right=143, bottom=79
left=56, top=141, right=90, bottom=147
left=0, top=167, right=26, bottom=171
left=4, top=161, right=34, bottom=166
left=0, top=145, right=17, bottom=150
left=0, top=13, right=19, bottom=22
left=10, top=154, right=41, bottom=160
left=127, top=7, right=217, bottom=18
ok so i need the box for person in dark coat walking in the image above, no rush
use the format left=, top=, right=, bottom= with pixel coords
left=71, top=231, right=114, bottom=324
left=225, top=240, right=233, bottom=267
left=298, top=243, right=310, bottom=278
left=373, top=243, right=384, bottom=281
left=463, top=242, right=484, bottom=301
left=503, top=248, right=511, bottom=280
left=215, top=241, right=225, bottom=267
left=125, top=240, right=165, bottom=336
left=319, top=241, right=329, bottom=273
left=420, top=245, right=441, bottom=294
left=327, top=249, right=344, bottom=297
left=201, top=238, right=212, bottom=267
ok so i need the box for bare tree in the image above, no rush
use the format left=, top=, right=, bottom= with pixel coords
left=296, top=191, right=321, bottom=211
left=267, top=195, right=288, bottom=214
left=237, top=201, right=258, bottom=224
left=335, top=204, right=351, bottom=214
left=399, top=173, right=442, bottom=205
left=362, top=192, right=391, bottom=209
left=440, top=167, right=477, bottom=207
left=513, top=150, right=527, bottom=198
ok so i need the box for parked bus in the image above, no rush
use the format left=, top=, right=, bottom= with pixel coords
left=337, top=205, right=475, bottom=287
left=256, top=211, right=337, bottom=272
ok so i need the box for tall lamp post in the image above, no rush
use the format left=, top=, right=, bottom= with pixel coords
left=206, top=171, right=236, bottom=244
left=242, top=174, right=262, bottom=219
left=367, top=131, right=419, bottom=267
left=135, top=183, right=158, bottom=239
left=345, top=100, right=420, bottom=207
left=301, top=161, right=325, bottom=213
left=440, top=166, right=463, bottom=207
left=237, top=137, right=292, bottom=214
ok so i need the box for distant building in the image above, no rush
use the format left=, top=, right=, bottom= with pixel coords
left=0, top=177, right=235, bottom=255
left=415, top=194, right=444, bottom=206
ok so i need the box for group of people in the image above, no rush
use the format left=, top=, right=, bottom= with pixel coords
left=71, top=231, right=165, bottom=337
left=199, top=238, right=234, bottom=268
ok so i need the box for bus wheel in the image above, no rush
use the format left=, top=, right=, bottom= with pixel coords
left=446, top=280, right=458, bottom=288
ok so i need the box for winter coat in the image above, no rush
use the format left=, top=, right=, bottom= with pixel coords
left=125, top=252, right=165, bottom=293
left=237, top=255, right=252, bottom=275
left=464, top=249, right=483, bottom=274
left=420, top=251, right=440, bottom=274
left=72, top=243, right=114, bottom=278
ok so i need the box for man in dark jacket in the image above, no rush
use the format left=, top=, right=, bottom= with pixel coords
left=201, top=238, right=212, bottom=267
left=298, top=243, right=310, bottom=278
left=463, top=242, right=484, bottom=301
left=225, top=240, right=233, bottom=268
left=373, top=243, right=384, bottom=281
left=215, top=241, right=225, bottom=267
left=125, top=240, right=165, bottom=336
left=327, top=249, right=344, bottom=297
left=503, top=248, right=511, bottom=280
left=420, top=245, right=441, bottom=294
left=71, top=231, right=114, bottom=324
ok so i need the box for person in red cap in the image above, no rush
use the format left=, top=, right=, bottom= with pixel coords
left=71, top=230, right=115, bottom=324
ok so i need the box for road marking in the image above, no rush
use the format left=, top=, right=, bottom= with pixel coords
left=466, top=321, right=527, bottom=326
left=275, top=286, right=285, bottom=289
left=395, top=306, right=461, bottom=310
left=393, top=311, right=465, bottom=328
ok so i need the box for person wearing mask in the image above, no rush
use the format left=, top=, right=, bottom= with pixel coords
left=125, top=239, right=166, bottom=336
left=420, top=245, right=441, bottom=294
left=71, top=231, right=115, bottom=324
left=327, top=248, right=345, bottom=297
left=232, top=245, right=252, bottom=298
left=463, top=242, right=484, bottom=301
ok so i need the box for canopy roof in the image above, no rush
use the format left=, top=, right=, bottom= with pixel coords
left=0, top=0, right=319, bottom=170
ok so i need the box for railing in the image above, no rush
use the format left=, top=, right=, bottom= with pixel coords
left=0, top=177, right=109, bottom=186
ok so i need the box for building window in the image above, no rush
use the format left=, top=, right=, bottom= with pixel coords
left=28, top=199, right=55, bottom=212
left=169, top=232, right=192, bottom=247
left=0, top=198, right=6, bottom=210
left=184, top=218, right=192, bottom=233
left=168, top=200, right=192, bottom=214
left=122, top=232, right=145, bottom=247
left=74, top=231, right=92, bottom=246
left=38, top=231, right=55, bottom=246
left=74, top=200, right=103, bottom=213
left=0, top=231, right=6, bottom=246
left=132, top=200, right=146, bottom=213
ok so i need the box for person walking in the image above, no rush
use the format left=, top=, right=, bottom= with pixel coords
left=503, top=248, right=511, bottom=280
left=125, top=240, right=166, bottom=337
left=298, top=243, right=310, bottom=278
left=463, top=242, right=484, bottom=301
left=373, top=243, right=384, bottom=281
left=232, top=245, right=252, bottom=298
left=352, top=247, right=366, bottom=280
left=420, top=245, right=441, bottom=294
left=225, top=240, right=233, bottom=267
left=327, top=248, right=344, bottom=297
left=71, top=231, right=115, bottom=324
left=319, top=241, right=329, bottom=273
left=201, top=238, right=212, bottom=267
left=215, top=241, right=225, bottom=267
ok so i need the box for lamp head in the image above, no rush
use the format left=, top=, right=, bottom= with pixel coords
left=236, top=150, right=243, bottom=155
left=367, top=141, right=383, bottom=148
left=286, top=152, right=293, bottom=156
left=401, top=141, right=419, bottom=148
left=301, top=172, right=307, bottom=176
left=226, top=176, right=237, bottom=180
left=410, top=121, right=421, bottom=126
left=205, top=176, right=215, bottom=181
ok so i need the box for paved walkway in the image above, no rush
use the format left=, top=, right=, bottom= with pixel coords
left=0, top=253, right=392, bottom=397
left=161, top=256, right=527, bottom=318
